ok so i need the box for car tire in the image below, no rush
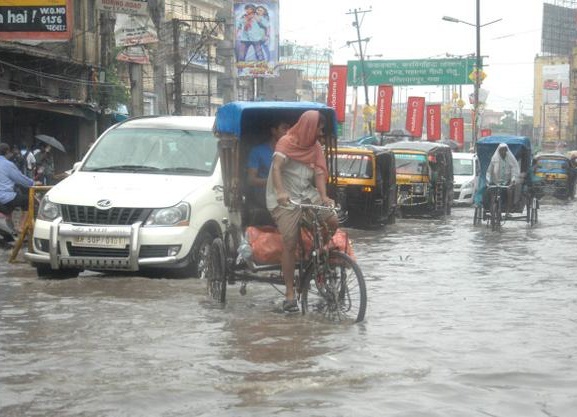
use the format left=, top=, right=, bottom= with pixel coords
left=189, top=231, right=214, bottom=279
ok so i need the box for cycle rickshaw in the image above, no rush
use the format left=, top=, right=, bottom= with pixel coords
left=207, top=101, right=367, bottom=323
left=473, top=136, right=539, bottom=230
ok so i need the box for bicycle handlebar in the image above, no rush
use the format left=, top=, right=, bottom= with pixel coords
left=289, top=199, right=338, bottom=213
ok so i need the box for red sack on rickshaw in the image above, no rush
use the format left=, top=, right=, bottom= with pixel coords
left=246, top=226, right=354, bottom=265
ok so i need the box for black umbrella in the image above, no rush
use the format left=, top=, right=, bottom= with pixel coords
left=35, top=134, right=66, bottom=152
left=439, top=139, right=462, bottom=152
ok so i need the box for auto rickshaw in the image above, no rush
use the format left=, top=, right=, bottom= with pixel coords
left=383, top=141, right=454, bottom=216
left=533, top=153, right=576, bottom=200
left=208, top=101, right=367, bottom=323
left=473, top=135, right=539, bottom=230
left=333, top=145, right=397, bottom=227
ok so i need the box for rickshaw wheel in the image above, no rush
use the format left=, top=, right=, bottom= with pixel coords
left=301, top=251, right=367, bottom=323
left=473, top=206, right=482, bottom=225
left=490, top=194, right=502, bottom=232
left=206, top=238, right=227, bottom=303
left=530, top=197, right=538, bottom=226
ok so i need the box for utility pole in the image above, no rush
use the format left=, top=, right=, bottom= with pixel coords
left=172, top=19, right=182, bottom=115
left=346, top=7, right=373, bottom=136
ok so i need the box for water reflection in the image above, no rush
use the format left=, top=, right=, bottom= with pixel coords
left=1, top=202, right=577, bottom=416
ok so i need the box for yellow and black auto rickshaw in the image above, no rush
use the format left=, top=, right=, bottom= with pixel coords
left=383, top=141, right=454, bottom=216
left=333, top=145, right=397, bottom=227
left=533, top=153, right=576, bottom=200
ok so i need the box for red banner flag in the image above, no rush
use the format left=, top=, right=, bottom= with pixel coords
left=480, top=128, right=492, bottom=137
left=327, top=65, right=348, bottom=123
left=450, top=118, right=465, bottom=147
left=426, top=104, right=442, bottom=141
left=405, top=96, right=425, bottom=138
left=375, top=85, right=394, bottom=133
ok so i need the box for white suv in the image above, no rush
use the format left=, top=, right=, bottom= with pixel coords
left=452, top=152, right=479, bottom=205
left=25, top=116, right=227, bottom=278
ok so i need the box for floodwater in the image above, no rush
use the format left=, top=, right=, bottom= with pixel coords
left=1, top=200, right=576, bottom=417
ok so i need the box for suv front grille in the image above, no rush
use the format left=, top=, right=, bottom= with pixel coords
left=61, top=205, right=151, bottom=225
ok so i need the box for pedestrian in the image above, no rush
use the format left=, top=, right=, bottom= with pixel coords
left=266, top=110, right=338, bottom=312
left=0, top=142, right=41, bottom=235
left=33, top=143, right=56, bottom=185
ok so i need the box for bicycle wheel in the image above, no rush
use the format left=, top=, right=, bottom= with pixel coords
left=490, top=193, right=502, bottom=231
left=301, top=251, right=367, bottom=323
left=206, top=238, right=227, bottom=303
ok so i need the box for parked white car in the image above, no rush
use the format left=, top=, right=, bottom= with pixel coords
left=25, top=116, right=227, bottom=279
left=453, top=152, right=479, bottom=205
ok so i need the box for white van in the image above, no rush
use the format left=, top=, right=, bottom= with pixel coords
left=453, top=152, right=480, bottom=205
left=25, top=116, right=227, bottom=279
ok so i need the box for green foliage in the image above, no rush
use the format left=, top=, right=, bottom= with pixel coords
left=97, top=64, right=129, bottom=111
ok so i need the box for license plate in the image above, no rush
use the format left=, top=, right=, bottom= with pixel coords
left=72, top=235, right=129, bottom=248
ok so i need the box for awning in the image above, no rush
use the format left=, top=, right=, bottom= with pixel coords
left=0, top=89, right=98, bottom=120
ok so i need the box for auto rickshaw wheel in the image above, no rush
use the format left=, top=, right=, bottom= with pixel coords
left=206, top=238, right=227, bottom=303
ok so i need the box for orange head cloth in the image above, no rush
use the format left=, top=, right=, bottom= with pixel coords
left=275, top=110, right=328, bottom=179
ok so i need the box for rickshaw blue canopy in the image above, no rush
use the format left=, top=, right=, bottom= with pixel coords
left=474, top=135, right=533, bottom=205
left=214, top=101, right=338, bottom=138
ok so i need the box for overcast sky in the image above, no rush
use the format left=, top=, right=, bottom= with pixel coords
left=279, top=0, right=543, bottom=115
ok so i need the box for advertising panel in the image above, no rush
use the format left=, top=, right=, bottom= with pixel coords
left=0, top=0, right=72, bottom=41
left=375, top=85, right=393, bottom=133
left=480, top=128, right=492, bottom=137
left=542, top=64, right=569, bottom=105
left=405, top=96, right=425, bottom=138
left=115, top=14, right=158, bottom=47
left=234, top=0, right=279, bottom=78
left=450, top=118, right=465, bottom=147
left=426, top=104, right=441, bottom=141
left=327, top=65, right=347, bottom=123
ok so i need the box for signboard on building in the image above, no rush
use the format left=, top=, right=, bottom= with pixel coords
left=115, top=14, right=158, bottom=47
left=542, top=64, right=569, bottom=105
left=234, top=0, right=279, bottom=78
left=347, top=58, right=476, bottom=87
left=0, top=0, right=72, bottom=41
left=96, top=0, right=149, bottom=16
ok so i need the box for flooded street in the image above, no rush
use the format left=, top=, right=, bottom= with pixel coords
left=1, top=200, right=576, bottom=417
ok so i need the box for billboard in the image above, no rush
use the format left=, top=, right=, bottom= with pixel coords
left=542, top=64, right=569, bottom=104
left=347, top=58, right=476, bottom=87
left=541, top=3, right=577, bottom=55
left=375, top=85, right=393, bottom=133
left=405, top=96, right=425, bottom=138
left=96, top=0, right=148, bottom=16
left=234, top=0, right=279, bottom=78
left=0, top=0, right=72, bottom=41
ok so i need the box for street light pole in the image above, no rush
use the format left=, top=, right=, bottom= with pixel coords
left=442, top=4, right=501, bottom=148
left=474, top=0, right=481, bottom=147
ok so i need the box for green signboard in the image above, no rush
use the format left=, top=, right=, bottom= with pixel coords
left=346, top=58, right=477, bottom=86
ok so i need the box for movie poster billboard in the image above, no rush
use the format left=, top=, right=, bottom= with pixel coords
left=0, top=0, right=72, bottom=41
left=234, top=0, right=279, bottom=78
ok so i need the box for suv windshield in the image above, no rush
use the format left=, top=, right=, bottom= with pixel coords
left=336, top=153, right=373, bottom=179
left=394, top=153, right=428, bottom=175
left=453, top=158, right=474, bottom=176
left=83, top=128, right=218, bottom=175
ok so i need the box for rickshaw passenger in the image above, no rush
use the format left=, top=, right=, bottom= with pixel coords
left=266, top=110, right=338, bottom=313
left=246, top=118, right=291, bottom=210
left=486, top=143, right=520, bottom=213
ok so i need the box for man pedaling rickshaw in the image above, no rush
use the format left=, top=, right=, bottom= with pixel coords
left=486, top=143, right=520, bottom=214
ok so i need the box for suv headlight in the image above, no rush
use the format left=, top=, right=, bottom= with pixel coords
left=461, top=179, right=474, bottom=191
left=145, top=202, right=190, bottom=226
left=37, top=196, right=61, bottom=221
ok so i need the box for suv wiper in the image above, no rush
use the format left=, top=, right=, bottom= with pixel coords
left=161, top=167, right=208, bottom=174
left=85, top=165, right=160, bottom=172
